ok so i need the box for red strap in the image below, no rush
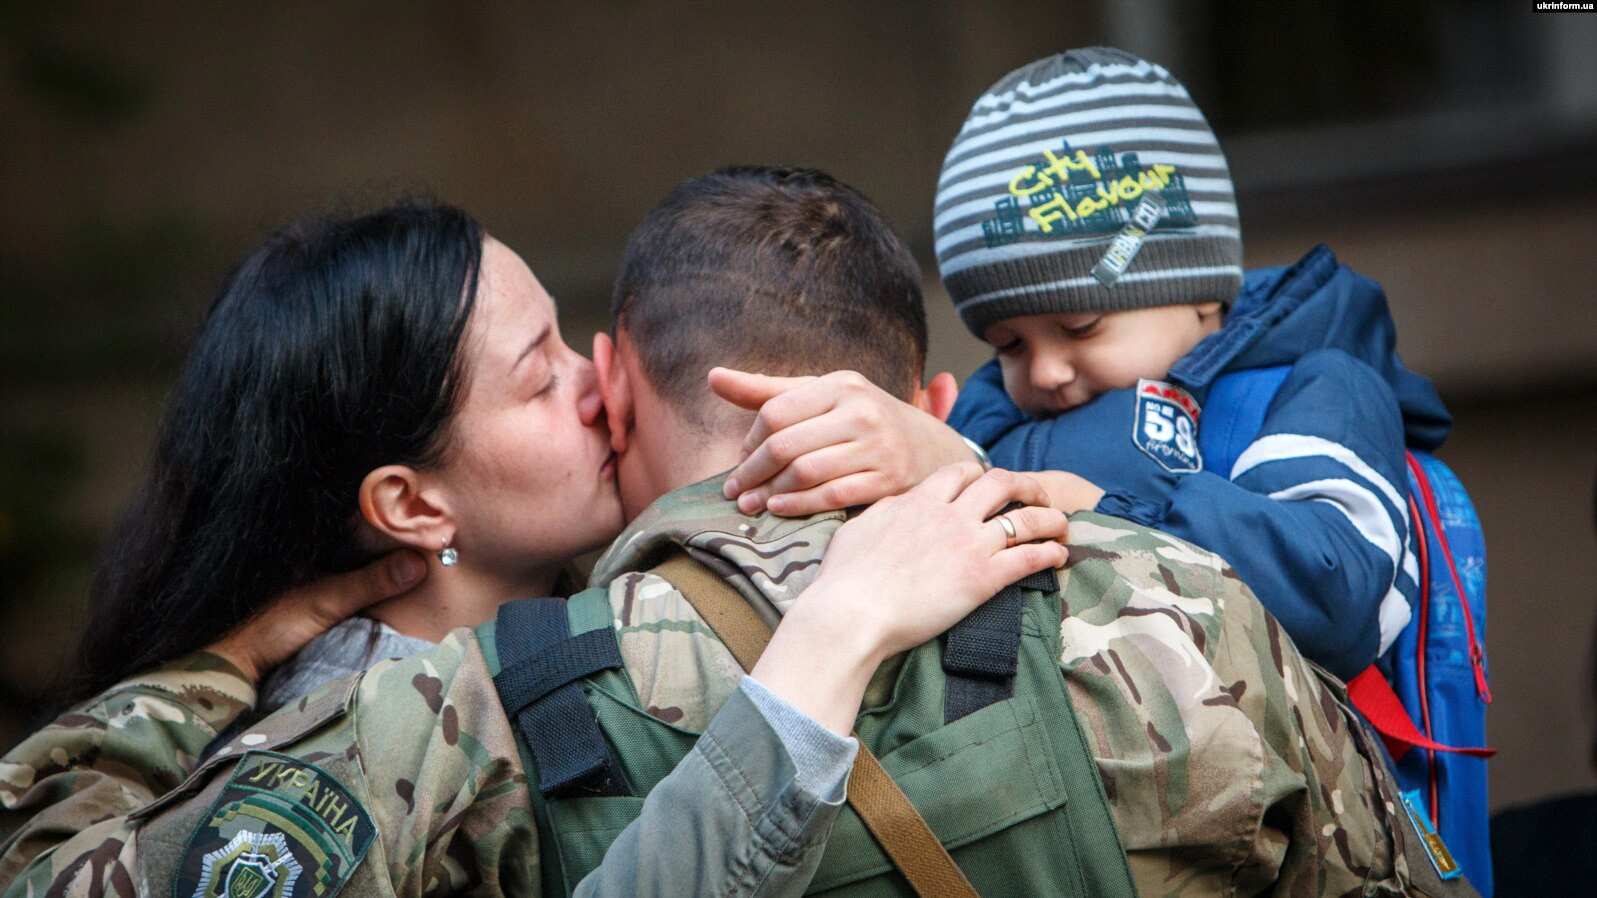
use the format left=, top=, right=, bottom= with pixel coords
left=1347, top=666, right=1496, bottom=760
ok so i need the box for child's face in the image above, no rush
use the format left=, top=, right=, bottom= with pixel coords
left=984, top=302, right=1224, bottom=418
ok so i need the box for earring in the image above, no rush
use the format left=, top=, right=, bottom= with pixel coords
left=438, top=536, right=458, bottom=568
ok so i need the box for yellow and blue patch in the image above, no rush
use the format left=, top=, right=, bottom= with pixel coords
left=1400, top=788, right=1463, bottom=881
left=175, top=751, right=375, bottom=898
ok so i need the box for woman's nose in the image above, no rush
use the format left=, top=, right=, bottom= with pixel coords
left=573, top=355, right=604, bottom=427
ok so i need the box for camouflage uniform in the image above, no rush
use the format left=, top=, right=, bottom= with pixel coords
left=592, top=478, right=1441, bottom=896
left=0, top=633, right=846, bottom=896
left=2, top=476, right=1457, bottom=896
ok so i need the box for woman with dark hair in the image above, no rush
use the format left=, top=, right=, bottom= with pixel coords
left=0, top=201, right=1066, bottom=895
left=70, top=202, right=621, bottom=711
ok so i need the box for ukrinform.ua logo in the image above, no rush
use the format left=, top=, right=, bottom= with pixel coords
left=1534, top=1, right=1594, bottom=10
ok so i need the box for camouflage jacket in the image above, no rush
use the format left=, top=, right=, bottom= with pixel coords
left=591, top=477, right=1439, bottom=896
left=0, top=630, right=846, bottom=897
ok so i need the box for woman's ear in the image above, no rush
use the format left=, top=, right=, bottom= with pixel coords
left=359, top=465, right=453, bottom=551
left=593, top=331, right=633, bottom=454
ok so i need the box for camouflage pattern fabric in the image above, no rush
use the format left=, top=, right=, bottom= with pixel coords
left=0, top=631, right=538, bottom=897
left=593, top=477, right=1437, bottom=896
left=0, top=474, right=1463, bottom=896
left=0, top=651, right=256, bottom=886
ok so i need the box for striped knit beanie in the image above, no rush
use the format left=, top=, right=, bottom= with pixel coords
left=934, top=48, right=1243, bottom=339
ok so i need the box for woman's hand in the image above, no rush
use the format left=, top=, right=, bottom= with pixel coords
left=751, top=464, right=1067, bottom=733
left=710, top=367, right=973, bottom=516
left=205, top=550, right=427, bottom=682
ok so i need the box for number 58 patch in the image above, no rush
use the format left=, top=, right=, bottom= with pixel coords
left=1133, top=379, right=1203, bottom=473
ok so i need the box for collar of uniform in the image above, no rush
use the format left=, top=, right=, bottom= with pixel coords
left=588, top=472, right=849, bottom=615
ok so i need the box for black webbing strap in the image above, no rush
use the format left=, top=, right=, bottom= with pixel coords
left=943, top=504, right=1062, bottom=723
left=492, top=597, right=629, bottom=798
left=943, top=581, right=1023, bottom=724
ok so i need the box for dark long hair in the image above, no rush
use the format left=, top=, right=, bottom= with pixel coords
left=68, top=201, right=483, bottom=703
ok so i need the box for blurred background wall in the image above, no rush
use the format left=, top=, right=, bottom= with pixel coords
left=1, top=0, right=1594, bottom=813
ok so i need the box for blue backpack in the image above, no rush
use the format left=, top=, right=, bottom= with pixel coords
left=1200, top=365, right=1495, bottom=892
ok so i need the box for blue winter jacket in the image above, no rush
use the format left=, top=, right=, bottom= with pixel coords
left=950, top=245, right=1451, bottom=680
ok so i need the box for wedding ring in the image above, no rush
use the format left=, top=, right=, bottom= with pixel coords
left=996, top=513, right=1018, bottom=549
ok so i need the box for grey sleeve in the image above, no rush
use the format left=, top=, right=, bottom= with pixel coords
left=573, top=679, right=857, bottom=897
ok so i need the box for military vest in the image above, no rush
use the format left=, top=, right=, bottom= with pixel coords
left=479, top=551, right=1134, bottom=897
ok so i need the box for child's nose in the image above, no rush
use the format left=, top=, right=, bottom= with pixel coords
left=1029, top=354, right=1075, bottom=392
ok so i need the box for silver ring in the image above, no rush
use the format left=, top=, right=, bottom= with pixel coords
left=995, top=514, right=1018, bottom=549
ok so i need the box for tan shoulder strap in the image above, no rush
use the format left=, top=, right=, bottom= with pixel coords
left=651, top=554, right=774, bottom=672
left=650, top=554, right=980, bottom=898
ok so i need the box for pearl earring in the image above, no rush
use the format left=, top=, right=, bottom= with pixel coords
left=438, top=536, right=458, bottom=568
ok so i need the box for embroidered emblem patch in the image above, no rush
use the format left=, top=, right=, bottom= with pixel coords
left=175, top=751, right=375, bottom=898
left=1133, top=379, right=1202, bottom=473
left=980, top=140, right=1199, bottom=249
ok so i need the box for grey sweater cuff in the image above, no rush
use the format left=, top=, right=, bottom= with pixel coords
left=739, top=676, right=859, bottom=803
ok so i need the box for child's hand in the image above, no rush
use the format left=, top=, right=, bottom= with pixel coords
left=708, top=367, right=973, bottom=516
left=1029, top=470, right=1106, bottom=515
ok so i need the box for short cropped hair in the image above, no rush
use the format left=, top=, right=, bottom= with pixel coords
left=612, top=166, right=927, bottom=431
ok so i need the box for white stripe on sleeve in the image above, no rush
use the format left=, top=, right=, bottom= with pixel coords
left=1268, top=478, right=1403, bottom=568
left=1231, top=434, right=1407, bottom=515
left=1377, top=583, right=1412, bottom=655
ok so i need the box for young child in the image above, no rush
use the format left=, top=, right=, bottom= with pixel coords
left=714, top=48, right=1452, bottom=682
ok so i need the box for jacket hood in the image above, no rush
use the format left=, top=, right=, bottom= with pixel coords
left=1172, top=245, right=1451, bottom=449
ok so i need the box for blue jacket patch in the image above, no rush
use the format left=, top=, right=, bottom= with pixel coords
left=1132, top=379, right=1202, bottom=473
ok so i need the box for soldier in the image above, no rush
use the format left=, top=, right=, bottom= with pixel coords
left=2, top=167, right=1475, bottom=896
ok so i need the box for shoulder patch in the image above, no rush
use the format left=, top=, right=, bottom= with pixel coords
left=174, top=750, right=375, bottom=898
left=1132, top=378, right=1203, bottom=473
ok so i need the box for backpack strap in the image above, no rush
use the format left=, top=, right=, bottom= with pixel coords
left=1347, top=667, right=1494, bottom=759
left=650, top=553, right=982, bottom=898
left=492, top=597, right=630, bottom=798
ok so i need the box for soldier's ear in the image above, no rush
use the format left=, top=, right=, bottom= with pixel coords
left=593, top=331, right=633, bottom=453
left=358, top=465, right=453, bottom=553
left=912, top=371, right=959, bottom=423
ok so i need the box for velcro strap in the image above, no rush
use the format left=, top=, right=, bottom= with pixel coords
left=492, top=597, right=629, bottom=798
left=944, top=582, right=1023, bottom=681
left=1016, top=568, right=1059, bottom=592
left=493, top=630, right=624, bottom=716
left=943, top=501, right=1059, bottom=724
left=943, top=581, right=1022, bottom=723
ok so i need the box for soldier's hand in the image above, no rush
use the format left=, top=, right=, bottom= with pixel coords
left=710, top=367, right=971, bottom=517
left=205, top=550, right=427, bottom=682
